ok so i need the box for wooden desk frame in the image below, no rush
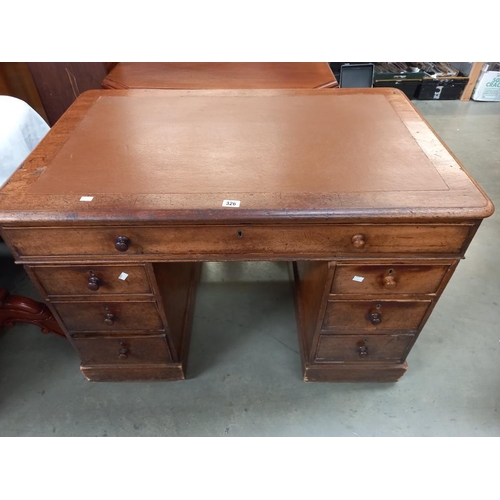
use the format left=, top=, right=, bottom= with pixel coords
left=0, top=89, right=493, bottom=383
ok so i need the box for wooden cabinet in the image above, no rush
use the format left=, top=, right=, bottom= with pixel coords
left=0, top=88, right=493, bottom=382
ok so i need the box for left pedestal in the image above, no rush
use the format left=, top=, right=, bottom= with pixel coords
left=23, top=262, right=201, bottom=382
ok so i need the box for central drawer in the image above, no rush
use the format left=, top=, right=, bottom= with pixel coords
left=53, top=300, right=164, bottom=332
left=322, top=300, right=431, bottom=332
left=6, top=223, right=471, bottom=258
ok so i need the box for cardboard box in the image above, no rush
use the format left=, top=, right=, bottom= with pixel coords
left=472, top=68, right=500, bottom=101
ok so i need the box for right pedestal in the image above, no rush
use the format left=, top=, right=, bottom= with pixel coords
left=292, top=259, right=458, bottom=383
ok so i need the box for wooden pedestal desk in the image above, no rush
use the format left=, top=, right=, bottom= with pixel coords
left=0, top=89, right=493, bottom=382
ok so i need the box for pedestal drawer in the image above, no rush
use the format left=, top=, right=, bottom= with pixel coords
left=30, top=265, right=152, bottom=296
left=315, top=334, right=415, bottom=362
left=331, top=263, right=450, bottom=295
left=73, top=335, right=171, bottom=365
left=53, top=300, right=164, bottom=332
left=6, top=223, right=471, bottom=258
left=322, top=300, right=431, bottom=332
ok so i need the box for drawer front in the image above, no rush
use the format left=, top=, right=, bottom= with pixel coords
left=6, top=224, right=470, bottom=258
left=31, top=265, right=152, bottom=296
left=53, top=301, right=164, bottom=332
left=331, top=263, right=450, bottom=295
left=315, top=334, right=415, bottom=362
left=73, top=335, right=171, bottom=365
left=322, top=300, right=431, bottom=332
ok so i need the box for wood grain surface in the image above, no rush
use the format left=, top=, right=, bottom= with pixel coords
left=102, top=62, right=337, bottom=90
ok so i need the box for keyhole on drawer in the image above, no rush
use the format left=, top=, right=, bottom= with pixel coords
left=104, top=305, right=110, bottom=311
left=376, top=304, right=381, bottom=309
left=388, top=269, right=393, bottom=275
left=237, top=230, right=243, bottom=238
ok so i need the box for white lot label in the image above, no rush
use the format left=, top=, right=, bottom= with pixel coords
left=352, top=276, right=365, bottom=282
left=222, top=200, right=241, bottom=207
left=118, top=272, right=129, bottom=281
left=79, top=196, right=94, bottom=202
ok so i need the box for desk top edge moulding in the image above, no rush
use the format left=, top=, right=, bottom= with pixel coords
left=0, top=88, right=494, bottom=383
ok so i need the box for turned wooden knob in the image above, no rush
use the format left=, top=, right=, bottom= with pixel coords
left=383, top=275, right=397, bottom=289
left=351, top=234, right=366, bottom=249
left=118, top=347, right=129, bottom=359
left=104, top=313, right=116, bottom=326
left=367, top=312, right=382, bottom=325
left=87, top=275, right=102, bottom=291
left=115, top=235, right=131, bottom=252
left=358, top=346, right=369, bottom=357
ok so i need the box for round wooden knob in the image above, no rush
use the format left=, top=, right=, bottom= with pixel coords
left=358, top=346, right=369, bottom=357
left=115, top=236, right=131, bottom=252
left=104, top=313, right=116, bottom=326
left=383, top=275, right=397, bottom=289
left=367, top=312, right=382, bottom=325
left=87, top=275, right=102, bottom=291
left=351, top=234, right=366, bottom=249
left=118, top=347, right=129, bottom=359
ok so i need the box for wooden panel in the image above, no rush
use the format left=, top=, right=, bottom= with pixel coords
left=322, top=300, right=431, bottom=332
left=5, top=224, right=471, bottom=259
left=74, top=335, right=171, bottom=365
left=460, top=62, right=484, bottom=101
left=30, top=264, right=151, bottom=296
left=53, top=300, right=163, bottom=332
left=102, top=62, right=337, bottom=90
left=27, top=62, right=108, bottom=125
left=81, top=363, right=184, bottom=382
left=294, top=261, right=331, bottom=356
left=153, top=262, right=200, bottom=361
left=315, top=334, right=415, bottom=362
left=303, top=361, right=408, bottom=383
left=331, top=263, right=450, bottom=295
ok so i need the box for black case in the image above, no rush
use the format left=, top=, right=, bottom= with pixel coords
left=339, top=64, right=374, bottom=88
left=373, top=80, right=420, bottom=99
left=416, top=78, right=469, bottom=100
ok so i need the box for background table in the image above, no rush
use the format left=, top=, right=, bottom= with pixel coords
left=102, top=62, right=337, bottom=90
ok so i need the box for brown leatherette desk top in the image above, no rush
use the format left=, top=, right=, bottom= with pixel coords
left=0, top=88, right=493, bottom=225
left=102, top=62, right=337, bottom=90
